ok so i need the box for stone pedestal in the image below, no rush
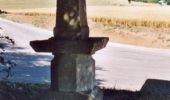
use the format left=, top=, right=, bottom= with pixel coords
left=51, top=54, right=95, bottom=92
left=30, top=37, right=109, bottom=100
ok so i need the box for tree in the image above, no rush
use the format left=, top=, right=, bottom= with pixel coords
left=167, top=0, right=170, bottom=5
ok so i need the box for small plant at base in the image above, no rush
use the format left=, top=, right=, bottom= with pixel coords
left=0, top=35, right=16, bottom=79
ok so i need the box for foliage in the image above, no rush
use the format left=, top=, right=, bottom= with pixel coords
left=167, top=0, right=170, bottom=5
left=0, top=80, right=49, bottom=100
left=0, top=34, right=16, bottom=79
left=0, top=10, right=7, bottom=14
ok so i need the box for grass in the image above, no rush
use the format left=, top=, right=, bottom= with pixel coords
left=0, top=80, right=49, bottom=100
left=87, top=6, right=170, bottom=28
left=0, top=80, right=140, bottom=100
left=9, top=5, right=169, bottom=29
left=103, top=88, right=140, bottom=100
left=91, top=16, right=170, bottom=28
left=7, top=5, right=170, bottom=29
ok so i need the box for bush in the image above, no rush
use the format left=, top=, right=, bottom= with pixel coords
left=0, top=35, right=15, bottom=79
left=0, top=10, right=7, bottom=14
left=167, top=0, right=170, bottom=5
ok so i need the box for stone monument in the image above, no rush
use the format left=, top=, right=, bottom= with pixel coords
left=30, top=0, right=109, bottom=100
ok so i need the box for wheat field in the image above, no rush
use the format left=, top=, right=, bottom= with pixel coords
left=87, top=6, right=170, bottom=28
left=7, top=5, right=170, bottom=28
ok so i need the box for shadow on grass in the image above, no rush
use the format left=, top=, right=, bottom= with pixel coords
left=103, top=88, right=140, bottom=100
left=0, top=51, right=53, bottom=83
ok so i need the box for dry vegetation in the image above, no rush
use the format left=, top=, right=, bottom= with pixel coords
left=0, top=13, right=55, bottom=30
left=88, top=6, right=170, bottom=27
left=91, top=17, right=170, bottom=28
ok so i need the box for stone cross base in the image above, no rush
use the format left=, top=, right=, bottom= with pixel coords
left=51, top=54, right=95, bottom=92
left=30, top=37, right=109, bottom=100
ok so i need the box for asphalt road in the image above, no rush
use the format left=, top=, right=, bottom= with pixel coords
left=0, top=18, right=170, bottom=91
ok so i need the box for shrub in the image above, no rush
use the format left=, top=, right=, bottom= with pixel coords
left=0, top=34, right=15, bottom=79
left=167, top=0, right=170, bottom=5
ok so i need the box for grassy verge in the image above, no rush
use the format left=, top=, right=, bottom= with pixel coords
left=0, top=80, right=49, bottom=100
left=0, top=80, right=140, bottom=100
left=103, top=88, right=140, bottom=100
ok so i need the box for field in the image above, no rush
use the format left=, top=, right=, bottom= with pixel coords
left=0, top=0, right=55, bottom=9
left=0, top=0, right=152, bottom=9
left=89, top=6, right=170, bottom=28
left=1, top=0, right=170, bottom=48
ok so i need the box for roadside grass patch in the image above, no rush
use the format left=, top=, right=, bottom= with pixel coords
left=0, top=80, right=140, bottom=100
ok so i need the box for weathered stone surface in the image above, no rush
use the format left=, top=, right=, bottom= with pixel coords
left=138, top=79, right=170, bottom=100
left=79, top=0, right=89, bottom=39
left=30, top=37, right=109, bottom=54
left=29, top=0, right=108, bottom=99
left=54, top=0, right=80, bottom=39
left=51, top=54, right=95, bottom=92
left=54, top=0, right=90, bottom=40
left=90, top=86, right=103, bottom=100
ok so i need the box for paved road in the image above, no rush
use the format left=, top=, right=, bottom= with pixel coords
left=0, top=18, right=52, bottom=52
left=0, top=18, right=170, bottom=91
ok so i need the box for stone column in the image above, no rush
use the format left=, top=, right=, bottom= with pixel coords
left=54, top=0, right=80, bottom=37
left=54, top=0, right=89, bottom=40
left=30, top=0, right=109, bottom=100
left=79, top=0, right=89, bottom=39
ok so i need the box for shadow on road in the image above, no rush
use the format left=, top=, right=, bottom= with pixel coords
left=0, top=51, right=53, bottom=83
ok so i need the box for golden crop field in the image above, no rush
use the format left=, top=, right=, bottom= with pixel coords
left=87, top=6, right=170, bottom=28
left=7, top=5, right=170, bottom=29
left=0, top=0, right=134, bottom=9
